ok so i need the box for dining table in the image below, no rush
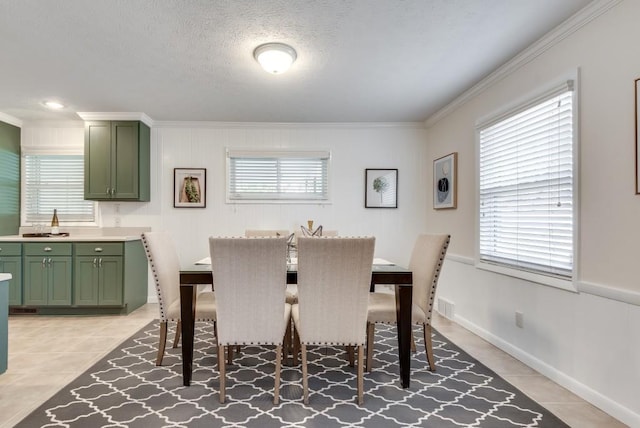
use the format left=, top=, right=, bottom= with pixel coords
left=179, top=261, right=414, bottom=388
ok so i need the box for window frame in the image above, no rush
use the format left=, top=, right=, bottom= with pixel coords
left=225, top=148, right=332, bottom=204
left=21, top=147, right=97, bottom=227
left=475, top=72, right=579, bottom=292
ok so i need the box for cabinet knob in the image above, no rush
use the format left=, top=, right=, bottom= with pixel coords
left=94, top=247, right=103, bottom=252
left=44, top=247, right=52, bottom=252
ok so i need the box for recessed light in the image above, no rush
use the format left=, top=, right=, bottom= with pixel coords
left=43, top=100, right=65, bottom=109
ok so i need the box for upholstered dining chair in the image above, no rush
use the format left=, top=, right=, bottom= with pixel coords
left=141, top=232, right=217, bottom=366
left=209, top=236, right=290, bottom=404
left=292, top=236, right=375, bottom=405
left=366, top=234, right=450, bottom=372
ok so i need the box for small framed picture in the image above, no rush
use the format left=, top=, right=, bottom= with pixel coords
left=433, top=153, right=457, bottom=209
left=365, top=168, right=398, bottom=208
left=174, top=168, right=206, bottom=208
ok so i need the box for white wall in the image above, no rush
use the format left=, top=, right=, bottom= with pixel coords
left=425, top=1, right=639, bottom=425
left=97, top=123, right=428, bottom=266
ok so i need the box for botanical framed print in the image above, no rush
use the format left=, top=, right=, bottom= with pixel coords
left=365, top=168, right=398, bottom=208
left=174, top=168, right=206, bottom=208
left=433, top=152, right=457, bottom=209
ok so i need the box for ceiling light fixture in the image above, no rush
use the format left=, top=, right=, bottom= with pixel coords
left=253, top=43, right=297, bottom=74
left=43, top=100, right=65, bottom=109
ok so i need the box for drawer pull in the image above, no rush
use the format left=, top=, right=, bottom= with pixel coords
left=94, top=247, right=103, bottom=253
left=44, top=247, right=52, bottom=252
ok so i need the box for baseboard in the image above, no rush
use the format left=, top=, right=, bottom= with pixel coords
left=453, top=314, right=639, bottom=427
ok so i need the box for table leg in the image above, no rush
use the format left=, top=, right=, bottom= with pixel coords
left=395, top=284, right=412, bottom=388
left=180, top=284, right=197, bottom=386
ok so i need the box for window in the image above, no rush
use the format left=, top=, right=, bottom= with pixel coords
left=227, top=149, right=330, bottom=202
left=23, top=154, right=95, bottom=224
left=478, top=80, right=575, bottom=284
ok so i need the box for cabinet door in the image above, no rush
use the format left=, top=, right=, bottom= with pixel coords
left=23, top=256, right=48, bottom=305
left=48, top=257, right=72, bottom=305
left=99, top=256, right=123, bottom=305
left=0, top=257, right=22, bottom=305
left=112, top=121, right=139, bottom=200
left=74, top=256, right=99, bottom=305
left=85, top=121, right=112, bottom=200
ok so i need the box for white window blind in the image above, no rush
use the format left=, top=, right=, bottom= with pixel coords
left=24, top=154, right=95, bottom=223
left=478, top=81, right=574, bottom=279
left=227, top=150, right=330, bottom=201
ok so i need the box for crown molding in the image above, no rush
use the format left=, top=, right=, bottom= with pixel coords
left=425, top=0, right=623, bottom=128
left=76, top=112, right=154, bottom=127
left=0, top=112, right=23, bottom=128
left=151, top=121, right=426, bottom=129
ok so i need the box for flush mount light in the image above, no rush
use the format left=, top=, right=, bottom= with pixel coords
left=253, top=42, right=297, bottom=74
left=42, top=100, right=65, bottom=109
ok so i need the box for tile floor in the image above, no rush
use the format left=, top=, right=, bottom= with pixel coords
left=0, top=304, right=627, bottom=428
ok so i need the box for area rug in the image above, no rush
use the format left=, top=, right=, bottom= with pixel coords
left=17, top=321, right=568, bottom=427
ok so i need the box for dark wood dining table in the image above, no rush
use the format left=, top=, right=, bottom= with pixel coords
left=179, top=262, right=414, bottom=388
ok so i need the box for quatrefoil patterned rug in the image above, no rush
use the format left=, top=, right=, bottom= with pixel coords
left=17, top=322, right=568, bottom=427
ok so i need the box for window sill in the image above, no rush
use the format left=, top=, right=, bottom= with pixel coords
left=476, top=261, right=577, bottom=293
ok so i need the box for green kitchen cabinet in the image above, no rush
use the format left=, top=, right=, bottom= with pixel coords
left=74, top=243, right=123, bottom=306
left=84, top=120, right=150, bottom=201
left=23, top=243, right=73, bottom=306
left=0, top=243, right=22, bottom=305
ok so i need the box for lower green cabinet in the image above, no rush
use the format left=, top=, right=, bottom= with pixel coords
left=0, top=243, right=22, bottom=305
left=4, top=239, right=147, bottom=315
left=74, top=243, right=124, bottom=306
left=23, top=243, right=73, bottom=306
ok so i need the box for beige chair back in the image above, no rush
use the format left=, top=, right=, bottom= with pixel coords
left=245, top=229, right=290, bottom=238
left=209, top=237, right=288, bottom=345
left=296, top=236, right=375, bottom=345
left=410, top=234, right=451, bottom=324
left=142, top=232, right=181, bottom=323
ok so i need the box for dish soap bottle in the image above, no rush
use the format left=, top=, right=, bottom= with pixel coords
left=51, top=209, right=60, bottom=235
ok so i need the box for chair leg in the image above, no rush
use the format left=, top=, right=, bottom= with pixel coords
left=227, top=345, right=234, bottom=366
left=218, top=345, right=226, bottom=403
left=156, top=321, right=168, bottom=366
left=411, top=330, right=417, bottom=353
left=301, top=344, right=309, bottom=404
left=424, top=324, right=436, bottom=371
left=357, top=344, right=364, bottom=405
left=274, top=344, right=282, bottom=405
left=365, top=322, right=375, bottom=372
left=292, top=326, right=300, bottom=366
left=347, top=345, right=355, bottom=367
left=172, top=320, right=181, bottom=348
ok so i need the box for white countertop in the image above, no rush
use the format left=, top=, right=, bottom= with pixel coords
left=1, top=227, right=149, bottom=242
left=0, top=235, right=142, bottom=242
left=0, top=273, right=12, bottom=282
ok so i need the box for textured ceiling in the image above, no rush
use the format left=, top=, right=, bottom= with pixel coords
left=0, top=0, right=592, bottom=123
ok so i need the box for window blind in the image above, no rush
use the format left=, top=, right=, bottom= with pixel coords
left=478, top=81, right=574, bottom=279
left=24, top=154, right=95, bottom=223
left=227, top=150, right=330, bottom=201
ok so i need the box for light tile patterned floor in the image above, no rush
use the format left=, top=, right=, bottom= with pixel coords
left=0, top=304, right=626, bottom=428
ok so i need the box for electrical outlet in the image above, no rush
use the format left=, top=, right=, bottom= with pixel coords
left=114, top=203, right=121, bottom=214
left=515, top=311, right=524, bottom=328
left=114, top=216, right=121, bottom=227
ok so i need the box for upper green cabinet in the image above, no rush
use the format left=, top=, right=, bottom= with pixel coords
left=84, top=121, right=150, bottom=201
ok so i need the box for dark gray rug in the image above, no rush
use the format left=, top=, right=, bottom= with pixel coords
left=17, top=321, right=568, bottom=427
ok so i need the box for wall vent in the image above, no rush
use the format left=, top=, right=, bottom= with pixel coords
left=437, top=297, right=455, bottom=320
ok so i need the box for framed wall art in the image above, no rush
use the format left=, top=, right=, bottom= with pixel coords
left=433, top=152, right=457, bottom=209
left=365, top=168, right=398, bottom=208
left=174, top=168, right=206, bottom=208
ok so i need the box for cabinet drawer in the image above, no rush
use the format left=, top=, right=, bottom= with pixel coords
left=75, top=242, right=123, bottom=256
left=0, top=243, right=22, bottom=256
left=24, top=243, right=73, bottom=256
